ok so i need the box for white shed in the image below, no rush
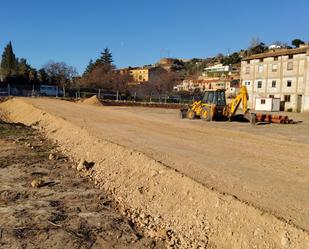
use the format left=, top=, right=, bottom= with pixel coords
left=255, top=97, right=280, bottom=112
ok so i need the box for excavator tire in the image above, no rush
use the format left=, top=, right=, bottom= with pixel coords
left=200, top=107, right=212, bottom=121
left=186, top=109, right=196, bottom=120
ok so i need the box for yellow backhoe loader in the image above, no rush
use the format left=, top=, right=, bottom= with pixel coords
left=180, top=86, right=254, bottom=123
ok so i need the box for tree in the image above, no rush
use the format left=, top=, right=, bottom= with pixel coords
left=82, top=48, right=115, bottom=81
left=246, top=37, right=268, bottom=55
left=247, top=42, right=268, bottom=56
left=112, top=70, right=132, bottom=93
left=17, top=58, right=31, bottom=79
left=99, top=48, right=113, bottom=66
left=28, top=68, right=38, bottom=82
left=249, top=37, right=261, bottom=48
left=292, top=39, right=305, bottom=48
left=80, top=48, right=130, bottom=92
left=221, top=52, right=241, bottom=65
left=148, top=68, right=179, bottom=101
left=82, top=63, right=130, bottom=92
left=0, top=41, right=18, bottom=80
left=38, top=68, right=49, bottom=83
left=83, top=59, right=95, bottom=76
left=43, top=61, right=77, bottom=97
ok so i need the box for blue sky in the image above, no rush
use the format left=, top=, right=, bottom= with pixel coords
left=1, top=0, right=308, bottom=74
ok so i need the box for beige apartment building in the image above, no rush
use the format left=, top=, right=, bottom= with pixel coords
left=240, top=45, right=309, bottom=112
left=120, top=66, right=168, bottom=85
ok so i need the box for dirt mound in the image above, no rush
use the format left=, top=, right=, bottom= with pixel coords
left=81, top=95, right=102, bottom=106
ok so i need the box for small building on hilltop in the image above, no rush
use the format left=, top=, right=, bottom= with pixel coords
left=129, top=68, right=150, bottom=84
left=120, top=66, right=169, bottom=85
left=240, top=44, right=309, bottom=112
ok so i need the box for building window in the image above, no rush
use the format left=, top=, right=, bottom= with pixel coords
left=269, top=95, right=274, bottom=98
left=287, top=80, right=292, bottom=87
left=272, top=64, right=278, bottom=72
left=245, top=66, right=250, bottom=74
left=259, top=58, right=264, bottom=62
left=274, top=56, right=278, bottom=61
left=287, top=62, right=293, bottom=70
left=245, top=81, right=251, bottom=86
left=246, top=60, right=250, bottom=64
left=257, top=81, right=262, bottom=88
left=258, top=65, right=263, bottom=73
left=284, top=95, right=291, bottom=102
left=261, top=99, right=266, bottom=104
left=288, top=54, right=293, bottom=60
left=271, top=80, right=276, bottom=88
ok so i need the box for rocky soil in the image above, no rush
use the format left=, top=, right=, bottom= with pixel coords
left=0, top=121, right=164, bottom=249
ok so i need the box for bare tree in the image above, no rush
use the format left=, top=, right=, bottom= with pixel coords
left=82, top=64, right=131, bottom=92
left=44, top=61, right=77, bottom=97
left=249, top=37, right=261, bottom=48
left=146, top=68, right=179, bottom=101
left=130, top=67, right=179, bottom=101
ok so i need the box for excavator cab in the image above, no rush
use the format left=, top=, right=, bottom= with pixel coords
left=202, top=90, right=226, bottom=106
left=201, top=90, right=227, bottom=121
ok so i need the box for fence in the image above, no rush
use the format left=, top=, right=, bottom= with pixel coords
left=0, top=84, right=196, bottom=105
left=0, top=84, right=39, bottom=97
left=77, top=88, right=194, bottom=104
left=0, top=84, right=10, bottom=96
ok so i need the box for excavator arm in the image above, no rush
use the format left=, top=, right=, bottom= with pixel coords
left=227, top=86, right=249, bottom=118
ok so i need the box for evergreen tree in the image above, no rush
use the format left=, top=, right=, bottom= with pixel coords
left=17, top=58, right=30, bottom=78
left=292, top=39, right=305, bottom=48
left=83, top=59, right=95, bottom=76
left=0, top=41, right=18, bottom=79
left=98, top=48, right=114, bottom=67
left=89, top=48, right=115, bottom=74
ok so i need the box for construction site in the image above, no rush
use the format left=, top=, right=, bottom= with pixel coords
left=2, top=0, right=309, bottom=248
left=0, top=93, right=308, bottom=249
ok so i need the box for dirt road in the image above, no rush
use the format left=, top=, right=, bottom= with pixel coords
left=0, top=122, right=163, bottom=249
left=7, top=97, right=308, bottom=233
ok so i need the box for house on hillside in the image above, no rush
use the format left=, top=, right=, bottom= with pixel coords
left=173, top=63, right=241, bottom=97
left=240, top=44, right=309, bottom=112
left=200, top=63, right=240, bottom=97
left=120, top=66, right=168, bottom=85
